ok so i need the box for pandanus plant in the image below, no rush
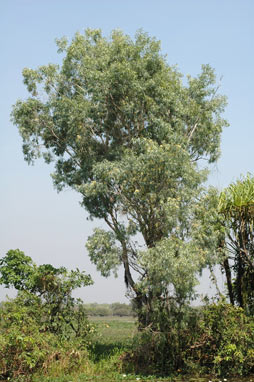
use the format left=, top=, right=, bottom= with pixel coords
left=219, top=174, right=254, bottom=313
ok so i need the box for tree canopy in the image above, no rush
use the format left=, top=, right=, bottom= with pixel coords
left=12, top=29, right=228, bottom=326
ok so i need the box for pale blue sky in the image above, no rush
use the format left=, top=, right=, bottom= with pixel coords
left=0, top=0, right=253, bottom=302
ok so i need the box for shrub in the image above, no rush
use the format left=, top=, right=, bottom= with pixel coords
left=188, top=302, right=254, bottom=376
left=123, top=303, right=199, bottom=376
left=0, top=299, right=55, bottom=380
left=0, top=296, right=93, bottom=381
left=0, top=250, right=94, bottom=341
left=124, top=302, right=254, bottom=377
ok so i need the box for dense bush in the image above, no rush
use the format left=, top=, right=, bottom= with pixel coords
left=189, top=303, right=254, bottom=376
left=123, top=301, right=199, bottom=375
left=0, top=300, right=53, bottom=380
left=0, top=250, right=94, bottom=340
left=0, top=250, right=95, bottom=380
left=124, top=302, right=254, bottom=377
left=0, top=297, right=91, bottom=381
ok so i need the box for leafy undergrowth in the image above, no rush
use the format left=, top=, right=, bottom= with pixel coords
left=30, top=317, right=137, bottom=382
left=121, top=303, right=254, bottom=378
left=3, top=305, right=254, bottom=382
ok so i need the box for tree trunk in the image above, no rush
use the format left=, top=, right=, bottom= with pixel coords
left=223, top=257, right=234, bottom=305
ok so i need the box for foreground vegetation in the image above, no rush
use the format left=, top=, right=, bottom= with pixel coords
left=1, top=281, right=254, bottom=380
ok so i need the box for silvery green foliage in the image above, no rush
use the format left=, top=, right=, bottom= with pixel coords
left=12, top=29, right=228, bottom=324
left=86, top=228, right=121, bottom=277
left=138, top=237, right=203, bottom=303
left=192, top=187, right=227, bottom=265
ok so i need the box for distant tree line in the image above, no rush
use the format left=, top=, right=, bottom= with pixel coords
left=84, top=302, right=134, bottom=317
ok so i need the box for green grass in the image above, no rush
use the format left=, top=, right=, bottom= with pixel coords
left=91, top=316, right=136, bottom=343
left=88, top=316, right=137, bottom=364
left=33, top=374, right=176, bottom=382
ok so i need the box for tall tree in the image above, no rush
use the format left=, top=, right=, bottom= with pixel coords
left=219, top=175, right=254, bottom=313
left=12, top=29, right=228, bottom=326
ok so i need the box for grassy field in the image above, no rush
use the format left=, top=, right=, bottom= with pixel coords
left=91, top=316, right=136, bottom=345
left=88, top=316, right=137, bottom=365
